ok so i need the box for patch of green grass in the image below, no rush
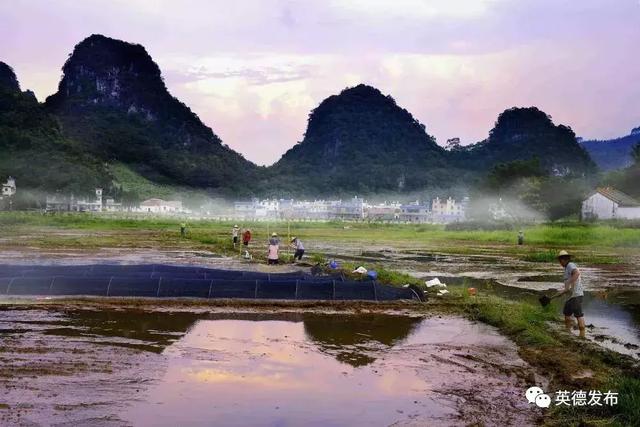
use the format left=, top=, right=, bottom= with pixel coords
left=460, top=291, right=559, bottom=346
left=607, top=376, right=640, bottom=426
left=521, top=249, right=560, bottom=263
left=2, top=212, right=639, bottom=248
left=374, top=267, right=423, bottom=287
left=550, top=376, right=640, bottom=426
left=309, top=253, right=326, bottom=264
left=521, top=249, right=622, bottom=264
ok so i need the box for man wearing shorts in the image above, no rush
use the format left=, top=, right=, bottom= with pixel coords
left=291, top=237, right=305, bottom=262
left=557, top=250, right=585, bottom=338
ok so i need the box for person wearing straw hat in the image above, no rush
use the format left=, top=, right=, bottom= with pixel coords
left=269, top=232, right=280, bottom=246
left=557, top=250, right=586, bottom=338
left=291, top=236, right=305, bottom=262
left=267, top=232, right=280, bottom=265
left=232, top=225, right=240, bottom=248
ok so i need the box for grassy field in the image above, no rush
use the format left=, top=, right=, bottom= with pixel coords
left=1, top=212, right=638, bottom=264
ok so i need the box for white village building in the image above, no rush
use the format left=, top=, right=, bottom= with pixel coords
left=136, top=198, right=184, bottom=214
left=432, top=196, right=468, bottom=223
left=399, top=201, right=430, bottom=223
left=581, top=188, right=640, bottom=220
left=46, top=188, right=103, bottom=212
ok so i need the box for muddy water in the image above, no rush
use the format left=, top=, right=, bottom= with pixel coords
left=418, top=276, right=640, bottom=358
left=0, top=307, right=540, bottom=426
left=317, top=242, right=640, bottom=359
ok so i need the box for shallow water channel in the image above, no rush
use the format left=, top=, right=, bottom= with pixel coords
left=439, top=278, right=640, bottom=358
left=0, top=307, right=539, bottom=426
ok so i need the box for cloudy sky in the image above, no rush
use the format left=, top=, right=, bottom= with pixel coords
left=1, top=0, right=639, bottom=165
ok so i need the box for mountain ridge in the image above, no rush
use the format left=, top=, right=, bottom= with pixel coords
left=270, top=84, right=456, bottom=196
left=0, top=34, right=612, bottom=201
left=580, top=127, right=640, bottom=171
left=0, top=61, right=108, bottom=195
left=44, top=34, right=258, bottom=192
left=452, top=107, right=596, bottom=177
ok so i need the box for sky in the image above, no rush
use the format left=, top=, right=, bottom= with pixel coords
left=1, top=0, right=639, bottom=165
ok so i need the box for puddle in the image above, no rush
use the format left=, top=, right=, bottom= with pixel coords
left=438, top=278, right=640, bottom=359
left=0, top=308, right=539, bottom=426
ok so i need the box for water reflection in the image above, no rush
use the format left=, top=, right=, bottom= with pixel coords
left=303, top=314, right=421, bottom=367
left=124, top=316, right=450, bottom=427
left=38, top=311, right=422, bottom=367
left=1, top=308, right=536, bottom=426
left=52, top=309, right=200, bottom=352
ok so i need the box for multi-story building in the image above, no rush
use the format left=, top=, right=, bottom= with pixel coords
left=366, top=203, right=401, bottom=221
left=330, top=197, right=365, bottom=220
left=431, top=196, right=467, bottom=223
left=46, top=188, right=103, bottom=212
left=398, top=201, right=430, bottom=223
left=233, top=196, right=468, bottom=223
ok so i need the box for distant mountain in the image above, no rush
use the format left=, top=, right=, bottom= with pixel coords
left=0, top=61, right=107, bottom=195
left=2, top=36, right=607, bottom=200
left=453, top=107, right=596, bottom=176
left=270, top=84, right=455, bottom=195
left=580, top=127, right=640, bottom=171
left=45, top=34, right=258, bottom=193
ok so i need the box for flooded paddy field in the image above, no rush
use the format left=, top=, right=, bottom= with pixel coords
left=1, top=216, right=639, bottom=425
left=0, top=304, right=541, bottom=426
left=313, top=241, right=640, bottom=359
left=1, top=227, right=639, bottom=361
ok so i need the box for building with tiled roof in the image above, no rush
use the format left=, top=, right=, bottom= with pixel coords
left=582, top=187, right=640, bottom=220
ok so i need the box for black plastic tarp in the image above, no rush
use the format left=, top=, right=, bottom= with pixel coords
left=0, top=264, right=421, bottom=302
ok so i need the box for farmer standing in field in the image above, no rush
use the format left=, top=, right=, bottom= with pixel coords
left=242, top=228, right=252, bottom=259
left=232, top=224, right=240, bottom=248
left=557, top=250, right=586, bottom=338
left=242, top=229, right=252, bottom=247
left=267, top=232, right=280, bottom=265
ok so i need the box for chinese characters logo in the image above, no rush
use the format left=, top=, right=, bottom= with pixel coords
left=526, top=386, right=618, bottom=408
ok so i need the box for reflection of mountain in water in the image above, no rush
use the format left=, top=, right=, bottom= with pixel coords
left=54, top=310, right=200, bottom=353
left=303, top=314, right=422, bottom=367
left=52, top=310, right=423, bottom=365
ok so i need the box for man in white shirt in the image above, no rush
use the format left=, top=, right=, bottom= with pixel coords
left=232, top=225, right=239, bottom=248
left=557, top=250, right=585, bottom=338
left=291, top=237, right=305, bottom=262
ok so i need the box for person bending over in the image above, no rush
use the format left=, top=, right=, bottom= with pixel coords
left=291, top=237, right=305, bottom=262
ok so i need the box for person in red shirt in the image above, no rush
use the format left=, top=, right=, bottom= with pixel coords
left=242, top=229, right=252, bottom=247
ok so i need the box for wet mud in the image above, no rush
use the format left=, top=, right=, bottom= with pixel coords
left=0, top=306, right=541, bottom=426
